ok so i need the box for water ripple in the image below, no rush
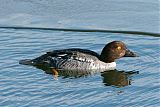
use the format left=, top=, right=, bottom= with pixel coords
left=0, top=28, right=159, bottom=107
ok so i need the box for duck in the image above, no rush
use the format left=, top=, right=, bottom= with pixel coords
left=19, top=41, right=138, bottom=79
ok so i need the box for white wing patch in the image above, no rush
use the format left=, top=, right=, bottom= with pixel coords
left=57, top=54, right=68, bottom=57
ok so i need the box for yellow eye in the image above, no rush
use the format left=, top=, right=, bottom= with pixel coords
left=117, top=46, right=121, bottom=50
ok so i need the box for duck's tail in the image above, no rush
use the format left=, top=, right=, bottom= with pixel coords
left=19, top=59, right=35, bottom=65
left=19, top=53, right=50, bottom=66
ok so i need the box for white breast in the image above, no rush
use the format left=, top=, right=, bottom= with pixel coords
left=91, top=61, right=116, bottom=71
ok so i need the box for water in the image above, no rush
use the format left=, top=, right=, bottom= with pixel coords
left=0, top=28, right=159, bottom=107
left=0, top=0, right=159, bottom=33
left=0, top=0, right=159, bottom=106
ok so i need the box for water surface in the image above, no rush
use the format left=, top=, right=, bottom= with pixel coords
left=0, top=28, right=159, bottom=107
left=0, top=0, right=159, bottom=106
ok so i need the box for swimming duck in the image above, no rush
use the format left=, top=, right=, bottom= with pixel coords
left=19, top=41, right=138, bottom=78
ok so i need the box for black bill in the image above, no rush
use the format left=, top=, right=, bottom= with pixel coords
left=124, top=49, right=138, bottom=57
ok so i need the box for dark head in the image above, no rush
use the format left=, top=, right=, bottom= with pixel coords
left=100, top=41, right=138, bottom=63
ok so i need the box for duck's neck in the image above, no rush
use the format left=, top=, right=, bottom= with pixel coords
left=99, top=54, right=115, bottom=63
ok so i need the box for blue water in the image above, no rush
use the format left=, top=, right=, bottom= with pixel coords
left=0, top=28, right=159, bottom=107
left=0, top=0, right=160, bottom=107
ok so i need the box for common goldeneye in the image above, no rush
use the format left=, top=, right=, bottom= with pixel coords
left=19, top=41, right=138, bottom=79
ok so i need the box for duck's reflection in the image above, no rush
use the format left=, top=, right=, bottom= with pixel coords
left=33, top=64, right=138, bottom=87
left=101, top=70, right=138, bottom=87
